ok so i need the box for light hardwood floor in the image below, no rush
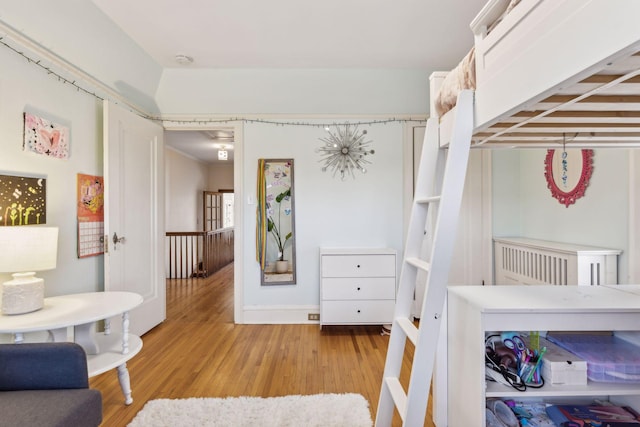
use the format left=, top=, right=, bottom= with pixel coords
left=90, top=263, right=434, bottom=426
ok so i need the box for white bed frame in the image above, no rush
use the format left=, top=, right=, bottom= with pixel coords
left=432, top=0, right=640, bottom=149
left=429, top=1, right=640, bottom=425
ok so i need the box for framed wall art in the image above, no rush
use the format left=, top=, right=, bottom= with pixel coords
left=23, top=112, right=70, bottom=159
left=0, top=173, right=47, bottom=226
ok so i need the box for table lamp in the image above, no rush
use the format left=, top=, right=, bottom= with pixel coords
left=0, top=226, right=58, bottom=315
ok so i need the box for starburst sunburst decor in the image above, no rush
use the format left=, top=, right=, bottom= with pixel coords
left=317, top=124, right=375, bottom=180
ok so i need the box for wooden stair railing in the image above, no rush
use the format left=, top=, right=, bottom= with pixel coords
left=166, top=228, right=234, bottom=279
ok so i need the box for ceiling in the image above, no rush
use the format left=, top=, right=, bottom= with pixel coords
left=165, top=130, right=235, bottom=164
left=91, top=0, right=486, bottom=163
left=91, top=0, right=485, bottom=69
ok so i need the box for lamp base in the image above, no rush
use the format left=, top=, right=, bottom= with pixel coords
left=1, top=272, right=44, bottom=315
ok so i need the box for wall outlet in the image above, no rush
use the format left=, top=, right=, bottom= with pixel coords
left=308, top=313, right=320, bottom=321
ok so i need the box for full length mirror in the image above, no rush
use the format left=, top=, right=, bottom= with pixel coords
left=258, top=159, right=296, bottom=285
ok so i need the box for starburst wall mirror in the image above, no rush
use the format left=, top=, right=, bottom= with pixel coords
left=317, top=124, right=374, bottom=179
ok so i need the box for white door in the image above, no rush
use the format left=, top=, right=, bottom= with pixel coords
left=104, top=100, right=166, bottom=336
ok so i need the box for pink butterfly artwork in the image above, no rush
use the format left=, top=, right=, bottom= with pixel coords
left=23, top=112, right=70, bottom=159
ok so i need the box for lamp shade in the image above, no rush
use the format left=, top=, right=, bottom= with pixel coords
left=0, top=226, right=58, bottom=273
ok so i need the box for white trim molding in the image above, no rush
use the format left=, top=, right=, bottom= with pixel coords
left=243, top=305, right=321, bottom=324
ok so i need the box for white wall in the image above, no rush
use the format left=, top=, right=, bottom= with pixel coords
left=165, top=148, right=210, bottom=231
left=208, top=163, right=234, bottom=191
left=156, top=68, right=430, bottom=115
left=158, top=68, right=420, bottom=316
left=0, top=0, right=162, bottom=113
left=492, top=148, right=631, bottom=283
left=0, top=42, right=104, bottom=297
left=242, top=121, right=404, bottom=308
left=492, top=150, right=523, bottom=236
left=0, top=5, right=418, bottom=323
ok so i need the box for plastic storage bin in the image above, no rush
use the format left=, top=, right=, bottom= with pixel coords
left=547, top=333, right=640, bottom=383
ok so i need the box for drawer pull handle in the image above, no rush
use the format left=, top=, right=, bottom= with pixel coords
left=357, top=287, right=361, bottom=291
left=357, top=310, right=361, bottom=313
left=356, top=265, right=361, bottom=268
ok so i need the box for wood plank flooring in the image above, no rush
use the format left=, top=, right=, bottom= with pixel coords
left=90, top=263, right=434, bottom=426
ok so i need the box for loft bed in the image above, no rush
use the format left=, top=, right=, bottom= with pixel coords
left=430, top=0, right=640, bottom=149
left=427, top=1, right=640, bottom=426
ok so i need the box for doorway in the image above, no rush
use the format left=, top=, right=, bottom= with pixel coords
left=163, top=125, right=244, bottom=323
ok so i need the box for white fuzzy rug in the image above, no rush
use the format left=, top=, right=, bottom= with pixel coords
left=127, top=393, right=373, bottom=427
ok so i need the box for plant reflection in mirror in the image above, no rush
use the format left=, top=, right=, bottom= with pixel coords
left=267, top=188, right=292, bottom=261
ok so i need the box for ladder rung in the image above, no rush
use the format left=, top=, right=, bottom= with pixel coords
left=415, top=195, right=441, bottom=204
left=396, top=317, right=418, bottom=345
left=384, top=377, right=407, bottom=422
left=406, top=257, right=431, bottom=272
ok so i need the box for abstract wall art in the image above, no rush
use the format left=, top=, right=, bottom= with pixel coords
left=0, top=174, right=47, bottom=226
left=23, top=112, right=70, bottom=159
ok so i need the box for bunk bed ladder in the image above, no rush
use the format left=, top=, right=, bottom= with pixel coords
left=375, top=90, right=474, bottom=426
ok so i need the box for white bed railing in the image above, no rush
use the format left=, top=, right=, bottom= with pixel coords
left=494, top=237, right=621, bottom=286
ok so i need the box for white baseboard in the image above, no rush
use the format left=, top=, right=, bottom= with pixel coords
left=243, top=304, right=320, bottom=324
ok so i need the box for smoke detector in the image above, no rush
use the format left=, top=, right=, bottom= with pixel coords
left=175, top=54, right=194, bottom=65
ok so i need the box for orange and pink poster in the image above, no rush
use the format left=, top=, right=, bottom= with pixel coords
left=77, top=174, right=104, bottom=258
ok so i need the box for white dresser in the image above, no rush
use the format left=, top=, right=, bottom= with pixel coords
left=319, top=248, right=397, bottom=328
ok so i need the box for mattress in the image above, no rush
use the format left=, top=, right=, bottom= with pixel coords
left=433, top=0, right=521, bottom=117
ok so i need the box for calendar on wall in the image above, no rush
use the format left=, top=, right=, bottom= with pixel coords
left=77, top=173, right=104, bottom=258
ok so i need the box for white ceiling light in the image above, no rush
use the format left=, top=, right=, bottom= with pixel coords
left=218, top=145, right=228, bottom=161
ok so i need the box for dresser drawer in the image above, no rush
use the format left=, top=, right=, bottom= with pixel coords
left=321, top=300, right=395, bottom=324
left=322, top=277, right=395, bottom=300
left=321, top=254, right=395, bottom=277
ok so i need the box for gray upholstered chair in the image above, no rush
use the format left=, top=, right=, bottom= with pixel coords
left=0, top=342, right=102, bottom=427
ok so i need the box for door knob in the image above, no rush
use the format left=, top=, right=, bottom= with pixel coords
left=113, top=232, right=126, bottom=248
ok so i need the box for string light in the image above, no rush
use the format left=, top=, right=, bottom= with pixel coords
left=162, top=117, right=426, bottom=128
left=1, top=36, right=427, bottom=129
left=0, top=37, right=104, bottom=101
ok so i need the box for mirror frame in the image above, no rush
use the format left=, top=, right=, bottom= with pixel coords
left=544, top=148, right=594, bottom=207
left=259, top=159, right=296, bottom=285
